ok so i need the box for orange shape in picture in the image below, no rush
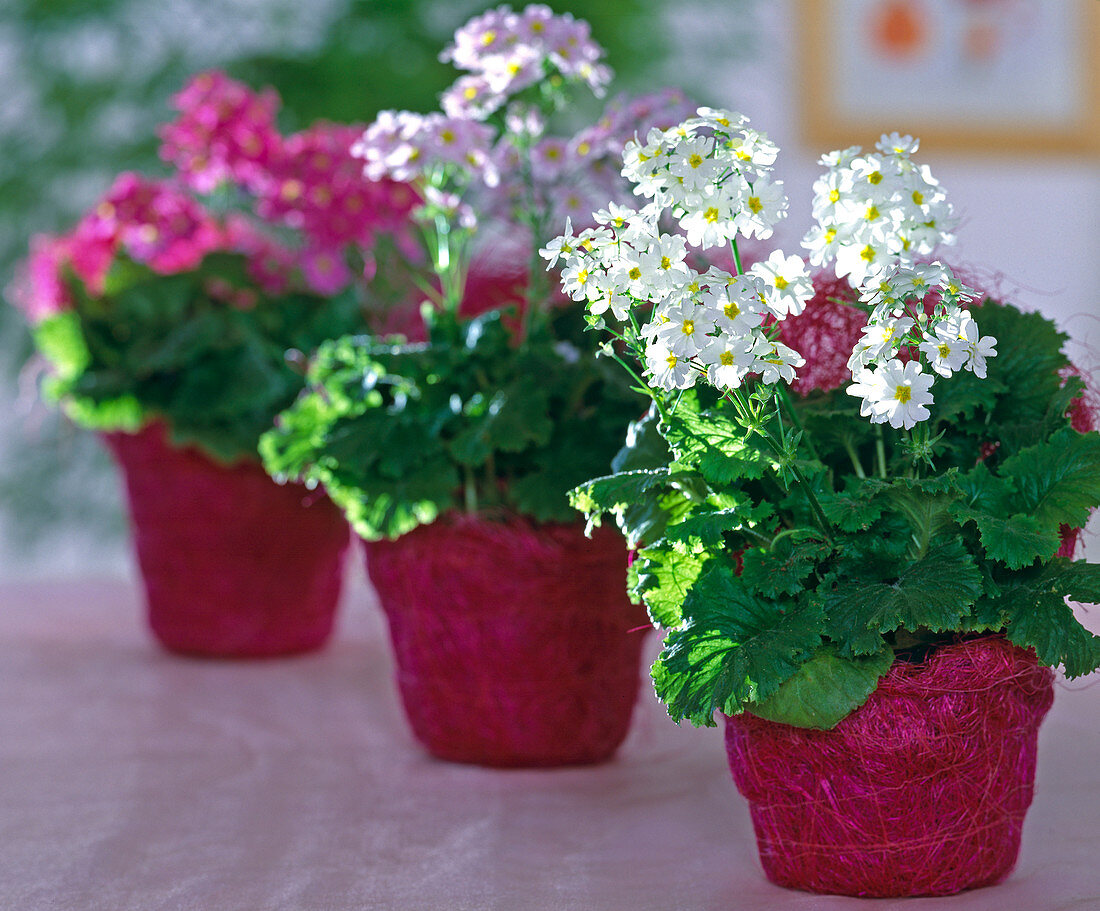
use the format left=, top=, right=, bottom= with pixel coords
left=870, top=0, right=929, bottom=59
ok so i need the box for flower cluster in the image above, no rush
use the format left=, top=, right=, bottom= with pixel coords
left=350, top=4, right=695, bottom=326
left=843, top=262, right=994, bottom=428
left=546, top=111, right=999, bottom=432
left=804, top=133, right=956, bottom=287
left=11, top=173, right=229, bottom=319
left=545, top=109, right=808, bottom=394
left=159, top=71, right=416, bottom=293
left=440, top=4, right=611, bottom=119
left=159, top=70, right=282, bottom=195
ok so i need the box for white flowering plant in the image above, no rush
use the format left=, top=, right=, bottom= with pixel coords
left=558, top=111, right=1100, bottom=729
left=260, top=5, right=696, bottom=540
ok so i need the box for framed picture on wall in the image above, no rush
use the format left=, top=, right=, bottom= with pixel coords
left=797, top=0, right=1100, bottom=154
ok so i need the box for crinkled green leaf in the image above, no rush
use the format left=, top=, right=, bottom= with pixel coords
left=741, top=537, right=835, bottom=598
left=991, top=560, right=1100, bottom=678
left=660, top=395, right=772, bottom=485
left=749, top=645, right=896, bottom=730
left=823, top=538, right=983, bottom=656
left=652, top=561, right=824, bottom=726
left=997, top=428, right=1100, bottom=532
left=631, top=543, right=709, bottom=629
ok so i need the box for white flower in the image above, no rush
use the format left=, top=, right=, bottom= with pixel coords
left=645, top=340, right=697, bottom=390
left=733, top=177, right=787, bottom=239
left=679, top=191, right=737, bottom=249
left=685, top=106, right=747, bottom=133
left=877, top=132, right=919, bottom=157
left=749, top=251, right=813, bottom=318
left=954, top=314, right=998, bottom=378
left=848, top=315, right=915, bottom=369
left=653, top=297, right=706, bottom=358
left=697, top=333, right=757, bottom=389
left=848, top=359, right=934, bottom=429
left=752, top=339, right=805, bottom=386
left=539, top=218, right=575, bottom=268
left=919, top=325, right=969, bottom=377
left=704, top=271, right=767, bottom=338
left=669, top=135, right=721, bottom=193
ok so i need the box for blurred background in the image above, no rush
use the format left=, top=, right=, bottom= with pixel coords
left=1, top=0, right=1097, bottom=579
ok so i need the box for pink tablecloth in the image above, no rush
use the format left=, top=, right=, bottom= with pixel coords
left=3, top=571, right=1099, bottom=911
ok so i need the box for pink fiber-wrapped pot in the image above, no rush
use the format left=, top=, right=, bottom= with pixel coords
left=725, top=636, right=1055, bottom=898
left=363, top=513, right=648, bottom=767
left=104, top=424, right=351, bottom=658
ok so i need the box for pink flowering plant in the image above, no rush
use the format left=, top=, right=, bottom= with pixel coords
left=12, top=72, right=413, bottom=462
left=559, top=110, right=1100, bottom=729
left=260, top=5, right=698, bottom=539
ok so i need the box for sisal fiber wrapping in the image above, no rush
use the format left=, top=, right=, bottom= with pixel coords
left=363, top=513, right=648, bottom=767
left=105, top=424, right=351, bottom=658
left=725, top=636, right=1055, bottom=898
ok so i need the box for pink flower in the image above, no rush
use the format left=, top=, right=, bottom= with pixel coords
left=7, top=234, right=75, bottom=322
left=159, top=70, right=282, bottom=195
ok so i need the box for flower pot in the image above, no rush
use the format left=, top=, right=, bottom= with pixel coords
left=363, top=513, right=647, bottom=767
left=104, top=424, right=351, bottom=658
left=724, top=636, right=1055, bottom=898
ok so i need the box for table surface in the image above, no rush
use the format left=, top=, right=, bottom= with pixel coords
left=3, top=567, right=1100, bottom=911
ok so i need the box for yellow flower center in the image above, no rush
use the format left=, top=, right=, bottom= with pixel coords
left=860, top=244, right=876, bottom=262
left=938, top=343, right=951, bottom=358
left=440, top=129, right=456, bottom=145
left=747, top=196, right=763, bottom=214
left=481, top=30, right=496, bottom=46
left=463, top=86, right=479, bottom=100
left=868, top=171, right=883, bottom=185
left=828, top=189, right=840, bottom=203
left=912, top=190, right=924, bottom=205
left=724, top=301, right=740, bottom=320
left=824, top=227, right=837, bottom=243
left=628, top=266, right=642, bottom=281
left=688, top=153, right=704, bottom=169
left=666, top=354, right=678, bottom=368
left=720, top=350, right=735, bottom=366
left=865, top=205, right=880, bottom=221
left=577, top=141, right=591, bottom=157
left=577, top=268, right=588, bottom=284
left=894, top=385, right=912, bottom=404
left=703, top=207, right=720, bottom=223
left=774, top=276, right=789, bottom=290
left=660, top=256, right=671, bottom=270
left=682, top=319, right=695, bottom=335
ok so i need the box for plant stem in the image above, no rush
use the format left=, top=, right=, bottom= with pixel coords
left=843, top=437, right=867, bottom=479
left=730, top=238, right=744, bottom=276
left=463, top=464, right=478, bottom=514
left=875, top=424, right=888, bottom=479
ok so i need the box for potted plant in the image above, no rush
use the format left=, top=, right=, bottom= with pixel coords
left=260, top=5, right=696, bottom=765
left=555, top=109, right=1100, bottom=896
left=9, top=73, right=413, bottom=658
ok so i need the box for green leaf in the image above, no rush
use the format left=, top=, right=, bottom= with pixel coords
left=990, top=560, right=1100, bottom=678
left=740, top=537, right=834, bottom=598
left=749, top=645, right=896, bottom=730
left=661, top=500, right=773, bottom=548
left=998, top=428, right=1100, bottom=532
left=652, top=561, right=824, bottom=725
left=817, top=489, right=884, bottom=533
left=33, top=311, right=90, bottom=379
left=823, top=538, right=983, bottom=656
left=660, top=395, right=772, bottom=486
left=631, top=543, right=709, bottom=628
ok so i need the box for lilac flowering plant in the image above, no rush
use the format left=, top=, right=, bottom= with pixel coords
left=260, top=4, right=697, bottom=540
left=560, top=110, right=1100, bottom=729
